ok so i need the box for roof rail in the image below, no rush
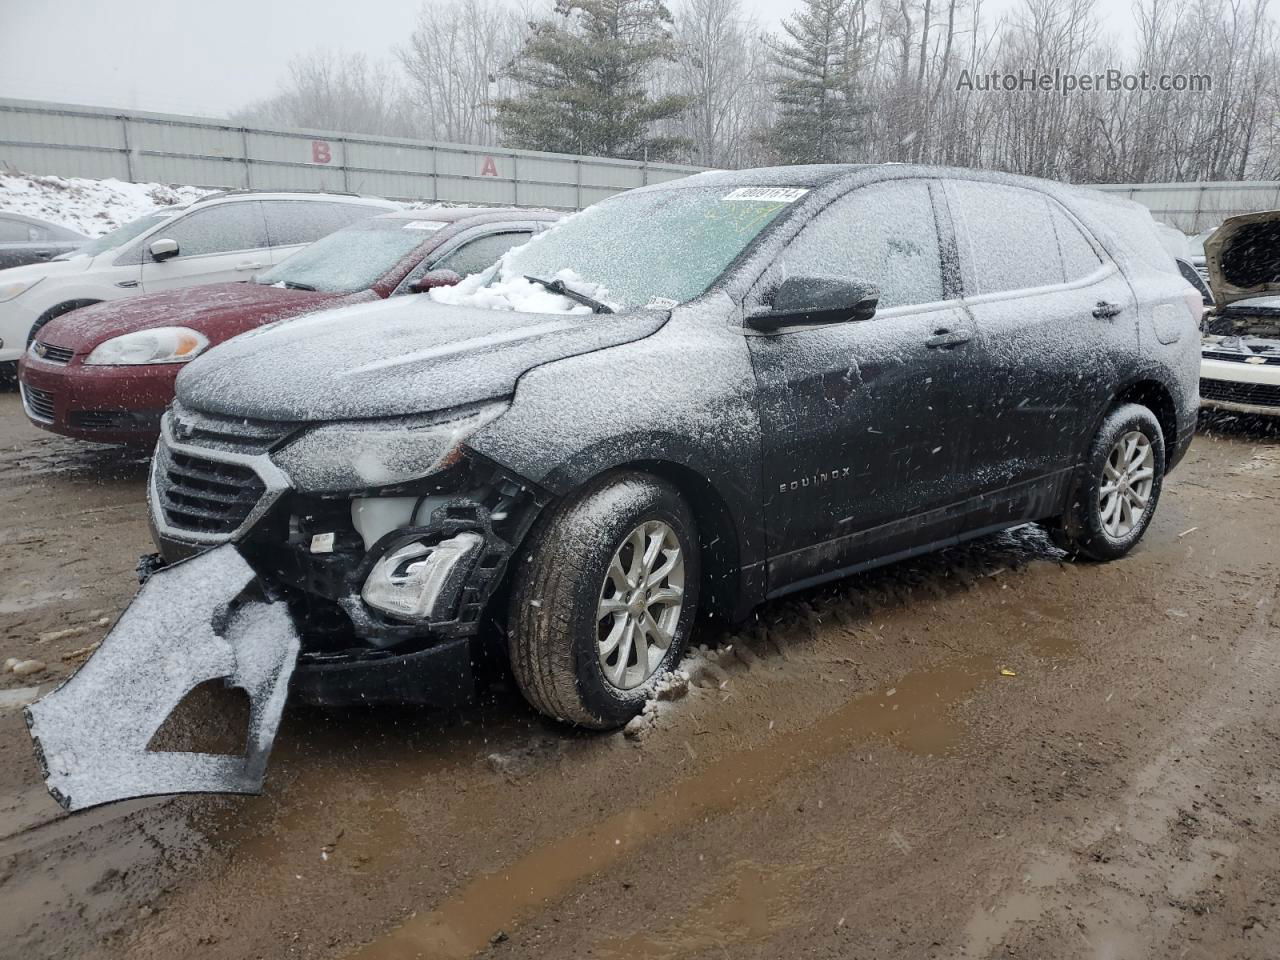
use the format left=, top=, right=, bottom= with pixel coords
left=196, top=187, right=371, bottom=202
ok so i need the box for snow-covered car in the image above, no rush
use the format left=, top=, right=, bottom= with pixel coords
left=136, top=165, right=1200, bottom=734
left=0, top=212, right=85, bottom=270
left=0, top=190, right=397, bottom=371
left=1200, top=210, right=1280, bottom=415
left=17, top=207, right=558, bottom=444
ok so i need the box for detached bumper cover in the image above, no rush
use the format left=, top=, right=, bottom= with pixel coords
left=25, top=544, right=299, bottom=812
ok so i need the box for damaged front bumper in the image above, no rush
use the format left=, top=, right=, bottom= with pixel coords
left=25, top=544, right=299, bottom=812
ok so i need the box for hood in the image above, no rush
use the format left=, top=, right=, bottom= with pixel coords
left=0, top=255, right=94, bottom=286
left=38, top=283, right=342, bottom=350
left=1205, top=210, right=1280, bottom=309
left=176, top=295, right=668, bottom=422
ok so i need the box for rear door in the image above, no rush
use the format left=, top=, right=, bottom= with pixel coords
left=746, top=179, right=980, bottom=593
left=942, top=179, right=1132, bottom=529
left=139, top=201, right=271, bottom=292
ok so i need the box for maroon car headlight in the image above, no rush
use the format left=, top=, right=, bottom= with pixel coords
left=85, top=327, right=210, bottom=365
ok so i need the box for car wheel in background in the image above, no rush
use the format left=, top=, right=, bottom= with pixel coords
left=1047, top=402, right=1166, bottom=561
left=507, top=471, right=701, bottom=729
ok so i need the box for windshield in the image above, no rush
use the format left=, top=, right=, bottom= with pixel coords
left=494, top=186, right=798, bottom=310
left=254, top=218, right=437, bottom=293
left=61, top=211, right=176, bottom=260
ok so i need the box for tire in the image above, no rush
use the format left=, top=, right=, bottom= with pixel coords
left=1047, top=402, right=1166, bottom=561
left=508, top=471, right=701, bottom=729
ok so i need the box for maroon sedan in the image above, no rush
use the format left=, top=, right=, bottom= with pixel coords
left=18, top=207, right=558, bottom=443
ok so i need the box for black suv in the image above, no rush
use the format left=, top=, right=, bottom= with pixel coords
left=151, top=165, right=1201, bottom=729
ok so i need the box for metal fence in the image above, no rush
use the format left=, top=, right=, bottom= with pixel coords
left=0, top=97, right=701, bottom=210
left=3, top=97, right=1279, bottom=229
left=1092, top=181, right=1280, bottom=233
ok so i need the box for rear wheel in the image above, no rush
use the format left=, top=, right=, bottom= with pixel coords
left=507, top=472, right=700, bottom=729
left=1047, top=402, right=1165, bottom=561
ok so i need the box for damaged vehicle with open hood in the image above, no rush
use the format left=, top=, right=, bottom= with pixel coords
left=28, top=164, right=1202, bottom=810
left=1199, top=210, right=1280, bottom=416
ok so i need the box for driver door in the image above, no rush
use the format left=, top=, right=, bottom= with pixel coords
left=140, top=201, right=271, bottom=293
left=746, top=179, right=980, bottom=593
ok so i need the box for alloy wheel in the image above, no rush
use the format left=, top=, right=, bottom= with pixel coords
left=1098, top=430, right=1155, bottom=540
left=596, top=520, right=685, bottom=689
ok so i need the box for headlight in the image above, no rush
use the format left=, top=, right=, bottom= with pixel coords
left=270, top=401, right=509, bottom=493
left=85, top=327, right=209, bottom=365
left=0, top=278, right=41, bottom=302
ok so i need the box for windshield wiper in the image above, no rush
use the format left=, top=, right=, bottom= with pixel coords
left=524, top=275, right=614, bottom=314
left=282, top=280, right=317, bottom=291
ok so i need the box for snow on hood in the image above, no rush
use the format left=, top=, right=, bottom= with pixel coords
left=37, top=283, right=343, bottom=350
left=176, top=294, right=669, bottom=422
left=1205, top=210, right=1280, bottom=308
left=429, top=266, right=620, bottom=314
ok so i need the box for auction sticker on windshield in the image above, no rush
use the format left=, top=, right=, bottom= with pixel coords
left=722, top=187, right=809, bottom=202
left=403, top=220, right=448, bottom=231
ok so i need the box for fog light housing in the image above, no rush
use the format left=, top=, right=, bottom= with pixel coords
left=361, top=533, right=484, bottom=622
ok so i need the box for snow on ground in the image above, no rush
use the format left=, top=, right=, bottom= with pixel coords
left=0, top=173, right=210, bottom=237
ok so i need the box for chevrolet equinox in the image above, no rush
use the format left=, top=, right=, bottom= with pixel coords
left=148, top=165, right=1201, bottom=729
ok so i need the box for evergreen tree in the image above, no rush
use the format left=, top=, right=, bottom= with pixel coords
left=768, top=0, right=868, bottom=164
left=495, top=0, right=690, bottom=160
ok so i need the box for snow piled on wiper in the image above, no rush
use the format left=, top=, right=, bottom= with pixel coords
left=429, top=266, right=620, bottom=315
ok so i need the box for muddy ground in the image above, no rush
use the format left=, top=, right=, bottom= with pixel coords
left=1, top=390, right=1279, bottom=960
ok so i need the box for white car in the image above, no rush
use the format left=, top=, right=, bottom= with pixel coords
left=1200, top=210, right=1280, bottom=416
left=0, top=191, right=398, bottom=367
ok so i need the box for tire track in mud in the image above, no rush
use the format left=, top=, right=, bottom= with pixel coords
left=958, top=572, right=1280, bottom=958
left=349, top=532, right=1077, bottom=960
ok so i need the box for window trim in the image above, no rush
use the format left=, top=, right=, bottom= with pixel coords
left=391, top=223, right=541, bottom=296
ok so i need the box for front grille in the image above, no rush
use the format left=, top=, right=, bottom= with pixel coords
left=169, top=402, right=295, bottom=455
left=1203, top=350, right=1280, bottom=366
left=1201, top=377, right=1280, bottom=408
left=34, top=341, right=74, bottom=364
left=72, top=410, right=164, bottom=431
left=154, top=441, right=266, bottom=534
left=21, top=385, right=55, bottom=422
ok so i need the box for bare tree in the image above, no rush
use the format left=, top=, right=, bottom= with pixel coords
left=397, top=0, right=526, bottom=144
left=232, top=50, right=419, bottom=137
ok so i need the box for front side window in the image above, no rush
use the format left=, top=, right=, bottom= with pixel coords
left=162, top=202, right=269, bottom=258
left=772, top=180, right=944, bottom=309
left=434, top=231, right=533, bottom=277
left=262, top=201, right=384, bottom=247
left=255, top=218, right=434, bottom=293
left=946, top=181, right=1062, bottom=295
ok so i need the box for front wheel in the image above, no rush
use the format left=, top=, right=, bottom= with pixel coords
left=507, top=472, right=701, bottom=729
left=1047, top=402, right=1166, bottom=561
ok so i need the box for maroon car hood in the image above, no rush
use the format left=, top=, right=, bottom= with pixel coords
left=37, top=283, right=355, bottom=352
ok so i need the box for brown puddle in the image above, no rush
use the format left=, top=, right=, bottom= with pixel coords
left=348, top=645, right=1042, bottom=960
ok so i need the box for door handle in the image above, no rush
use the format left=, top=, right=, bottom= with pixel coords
left=235, top=261, right=267, bottom=271
left=1093, top=301, right=1123, bottom=319
left=925, top=327, right=972, bottom=349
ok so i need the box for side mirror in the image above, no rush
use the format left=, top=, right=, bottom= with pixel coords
left=149, top=238, right=180, bottom=262
left=746, top=276, right=880, bottom=332
left=409, top=269, right=463, bottom=293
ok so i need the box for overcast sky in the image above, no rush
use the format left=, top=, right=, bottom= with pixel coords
left=1, top=0, right=1132, bottom=120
